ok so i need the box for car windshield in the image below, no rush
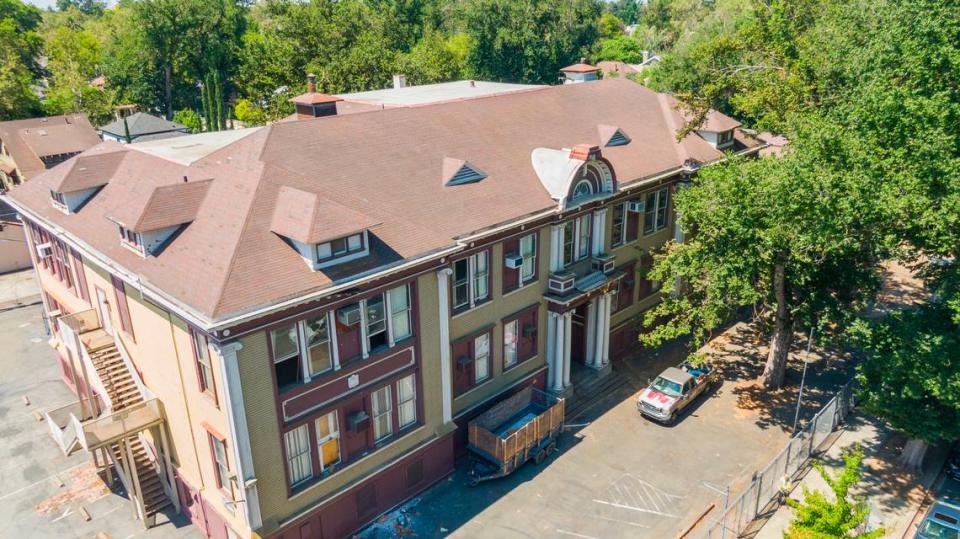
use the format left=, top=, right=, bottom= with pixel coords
left=652, top=377, right=683, bottom=397
left=920, top=518, right=960, bottom=539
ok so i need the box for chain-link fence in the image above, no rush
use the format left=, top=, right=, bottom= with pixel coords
left=696, top=381, right=856, bottom=539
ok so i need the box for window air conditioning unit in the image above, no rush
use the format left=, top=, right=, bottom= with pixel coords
left=347, top=410, right=369, bottom=433
left=36, top=242, right=53, bottom=258
left=337, top=304, right=361, bottom=326
left=627, top=201, right=646, bottom=213
left=504, top=254, right=524, bottom=269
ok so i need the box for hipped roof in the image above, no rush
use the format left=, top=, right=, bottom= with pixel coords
left=6, top=79, right=760, bottom=323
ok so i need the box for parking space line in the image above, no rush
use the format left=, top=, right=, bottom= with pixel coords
left=556, top=530, right=597, bottom=539
left=592, top=498, right=679, bottom=518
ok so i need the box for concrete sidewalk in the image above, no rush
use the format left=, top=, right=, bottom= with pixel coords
left=0, top=268, right=40, bottom=310
left=754, top=412, right=949, bottom=538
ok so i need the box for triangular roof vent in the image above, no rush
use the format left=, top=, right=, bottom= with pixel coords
left=598, top=124, right=631, bottom=147
left=442, top=157, right=487, bottom=186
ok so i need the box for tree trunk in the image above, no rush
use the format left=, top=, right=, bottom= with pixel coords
left=164, top=63, right=173, bottom=121
left=899, top=438, right=928, bottom=471
left=762, top=261, right=792, bottom=388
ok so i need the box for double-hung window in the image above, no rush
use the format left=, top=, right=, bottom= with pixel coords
left=519, top=234, right=537, bottom=284
left=372, top=386, right=393, bottom=442
left=193, top=330, right=215, bottom=397
left=397, top=375, right=417, bottom=429
left=316, top=412, right=340, bottom=471
left=643, top=188, right=669, bottom=235
left=577, top=214, right=591, bottom=260
left=503, top=320, right=519, bottom=368
left=365, top=294, right=388, bottom=351
left=452, top=252, right=489, bottom=312
left=210, top=435, right=230, bottom=492
left=388, top=285, right=412, bottom=342
left=271, top=323, right=302, bottom=391
left=562, top=216, right=592, bottom=268
left=611, top=203, right=627, bottom=247
left=304, top=314, right=333, bottom=376
left=474, top=333, right=490, bottom=383
left=317, top=233, right=363, bottom=262
left=284, top=425, right=313, bottom=486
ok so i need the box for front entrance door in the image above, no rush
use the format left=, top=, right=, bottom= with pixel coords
left=95, top=287, right=113, bottom=336
left=570, top=304, right=588, bottom=365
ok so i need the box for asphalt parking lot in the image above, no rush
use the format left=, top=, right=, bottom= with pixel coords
left=363, top=323, right=852, bottom=539
left=0, top=304, right=200, bottom=539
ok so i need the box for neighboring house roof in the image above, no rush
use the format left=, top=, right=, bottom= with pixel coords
left=99, top=112, right=190, bottom=140
left=0, top=114, right=100, bottom=179
left=5, top=79, right=761, bottom=323
left=561, top=62, right=601, bottom=73
left=598, top=61, right=640, bottom=76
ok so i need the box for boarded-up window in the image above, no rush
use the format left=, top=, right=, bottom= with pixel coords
left=452, top=329, right=492, bottom=396
left=355, top=483, right=377, bottom=518
left=406, top=459, right=424, bottom=489
left=111, top=275, right=135, bottom=338
left=613, top=262, right=636, bottom=313
left=69, top=248, right=90, bottom=303
left=503, top=306, right=538, bottom=370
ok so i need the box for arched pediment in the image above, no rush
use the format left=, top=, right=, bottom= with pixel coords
left=531, top=144, right=617, bottom=209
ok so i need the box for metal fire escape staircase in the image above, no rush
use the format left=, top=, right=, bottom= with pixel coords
left=43, top=309, right=179, bottom=528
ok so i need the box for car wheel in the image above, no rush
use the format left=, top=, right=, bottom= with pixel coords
left=534, top=449, right=547, bottom=465
left=667, top=412, right=677, bottom=425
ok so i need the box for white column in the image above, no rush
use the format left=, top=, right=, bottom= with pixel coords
left=437, top=268, right=454, bottom=424
left=592, top=208, right=607, bottom=256
left=562, top=312, right=573, bottom=387
left=215, top=341, right=262, bottom=531
left=593, top=296, right=605, bottom=368
left=550, top=224, right=563, bottom=272
left=552, top=312, right=565, bottom=391
left=585, top=299, right=596, bottom=368
left=601, top=294, right=612, bottom=366
left=546, top=311, right=556, bottom=382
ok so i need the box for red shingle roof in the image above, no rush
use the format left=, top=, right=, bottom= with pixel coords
left=290, top=93, right=343, bottom=105
left=0, top=114, right=100, bottom=179
left=271, top=186, right=380, bottom=244
left=561, top=62, right=601, bottom=73
left=109, top=179, right=212, bottom=232
left=6, top=79, right=760, bottom=323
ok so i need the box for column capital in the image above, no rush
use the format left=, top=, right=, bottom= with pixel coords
left=437, top=267, right=453, bottom=277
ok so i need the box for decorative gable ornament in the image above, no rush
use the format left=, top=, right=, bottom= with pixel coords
left=598, top=124, right=631, bottom=147
left=442, top=157, right=487, bottom=186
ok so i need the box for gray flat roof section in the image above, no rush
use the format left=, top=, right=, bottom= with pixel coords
left=337, top=80, right=544, bottom=107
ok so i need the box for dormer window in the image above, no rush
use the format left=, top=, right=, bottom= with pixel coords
left=118, top=225, right=146, bottom=255
left=572, top=180, right=594, bottom=200
left=50, top=190, right=67, bottom=212
left=717, top=130, right=734, bottom=149
left=317, top=233, right=364, bottom=263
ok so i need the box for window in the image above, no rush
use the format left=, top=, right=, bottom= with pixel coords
left=611, top=203, right=626, bottom=247
left=577, top=214, right=591, bottom=259
left=452, top=251, right=489, bottom=312
left=118, top=225, right=145, bottom=254
left=643, top=188, right=669, bottom=235
left=193, top=330, right=215, bottom=396
left=372, top=386, right=393, bottom=442
left=111, top=276, right=135, bottom=338
left=613, top=263, right=636, bottom=313
left=316, top=411, right=340, bottom=471
left=271, top=323, right=302, bottom=391
left=504, top=307, right=538, bottom=369
left=365, top=293, right=388, bottom=351
left=284, top=425, right=313, bottom=486
left=210, top=435, right=230, bottom=491
left=388, top=285, right=412, bottom=342
left=562, top=221, right=575, bottom=267
left=397, top=375, right=417, bottom=429
left=717, top=130, right=734, bottom=148
left=474, top=333, right=490, bottom=383
left=519, top=233, right=537, bottom=283
left=50, top=190, right=66, bottom=208
left=572, top=180, right=593, bottom=200
left=316, top=233, right=363, bottom=262
left=304, top=314, right=332, bottom=376
left=503, top=320, right=519, bottom=368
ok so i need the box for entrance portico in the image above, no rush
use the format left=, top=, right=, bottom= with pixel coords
left=545, top=276, right=620, bottom=393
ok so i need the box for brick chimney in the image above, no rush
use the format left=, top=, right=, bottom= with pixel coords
left=306, top=73, right=317, bottom=94
left=569, top=144, right=599, bottom=161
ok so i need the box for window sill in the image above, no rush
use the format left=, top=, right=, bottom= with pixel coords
left=502, top=353, right=538, bottom=375
left=502, top=278, right=539, bottom=298
left=452, top=298, right=492, bottom=319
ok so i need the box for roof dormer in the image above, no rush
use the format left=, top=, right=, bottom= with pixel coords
left=442, top=157, right=487, bottom=186
left=290, top=74, right=343, bottom=119
left=598, top=124, right=631, bottom=147
left=107, top=179, right=211, bottom=257
left=48, top=151, right=125, bottom=214
left=271, top=186, right=381, bottom=270
left=695, top=111, right=741, bottom=150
